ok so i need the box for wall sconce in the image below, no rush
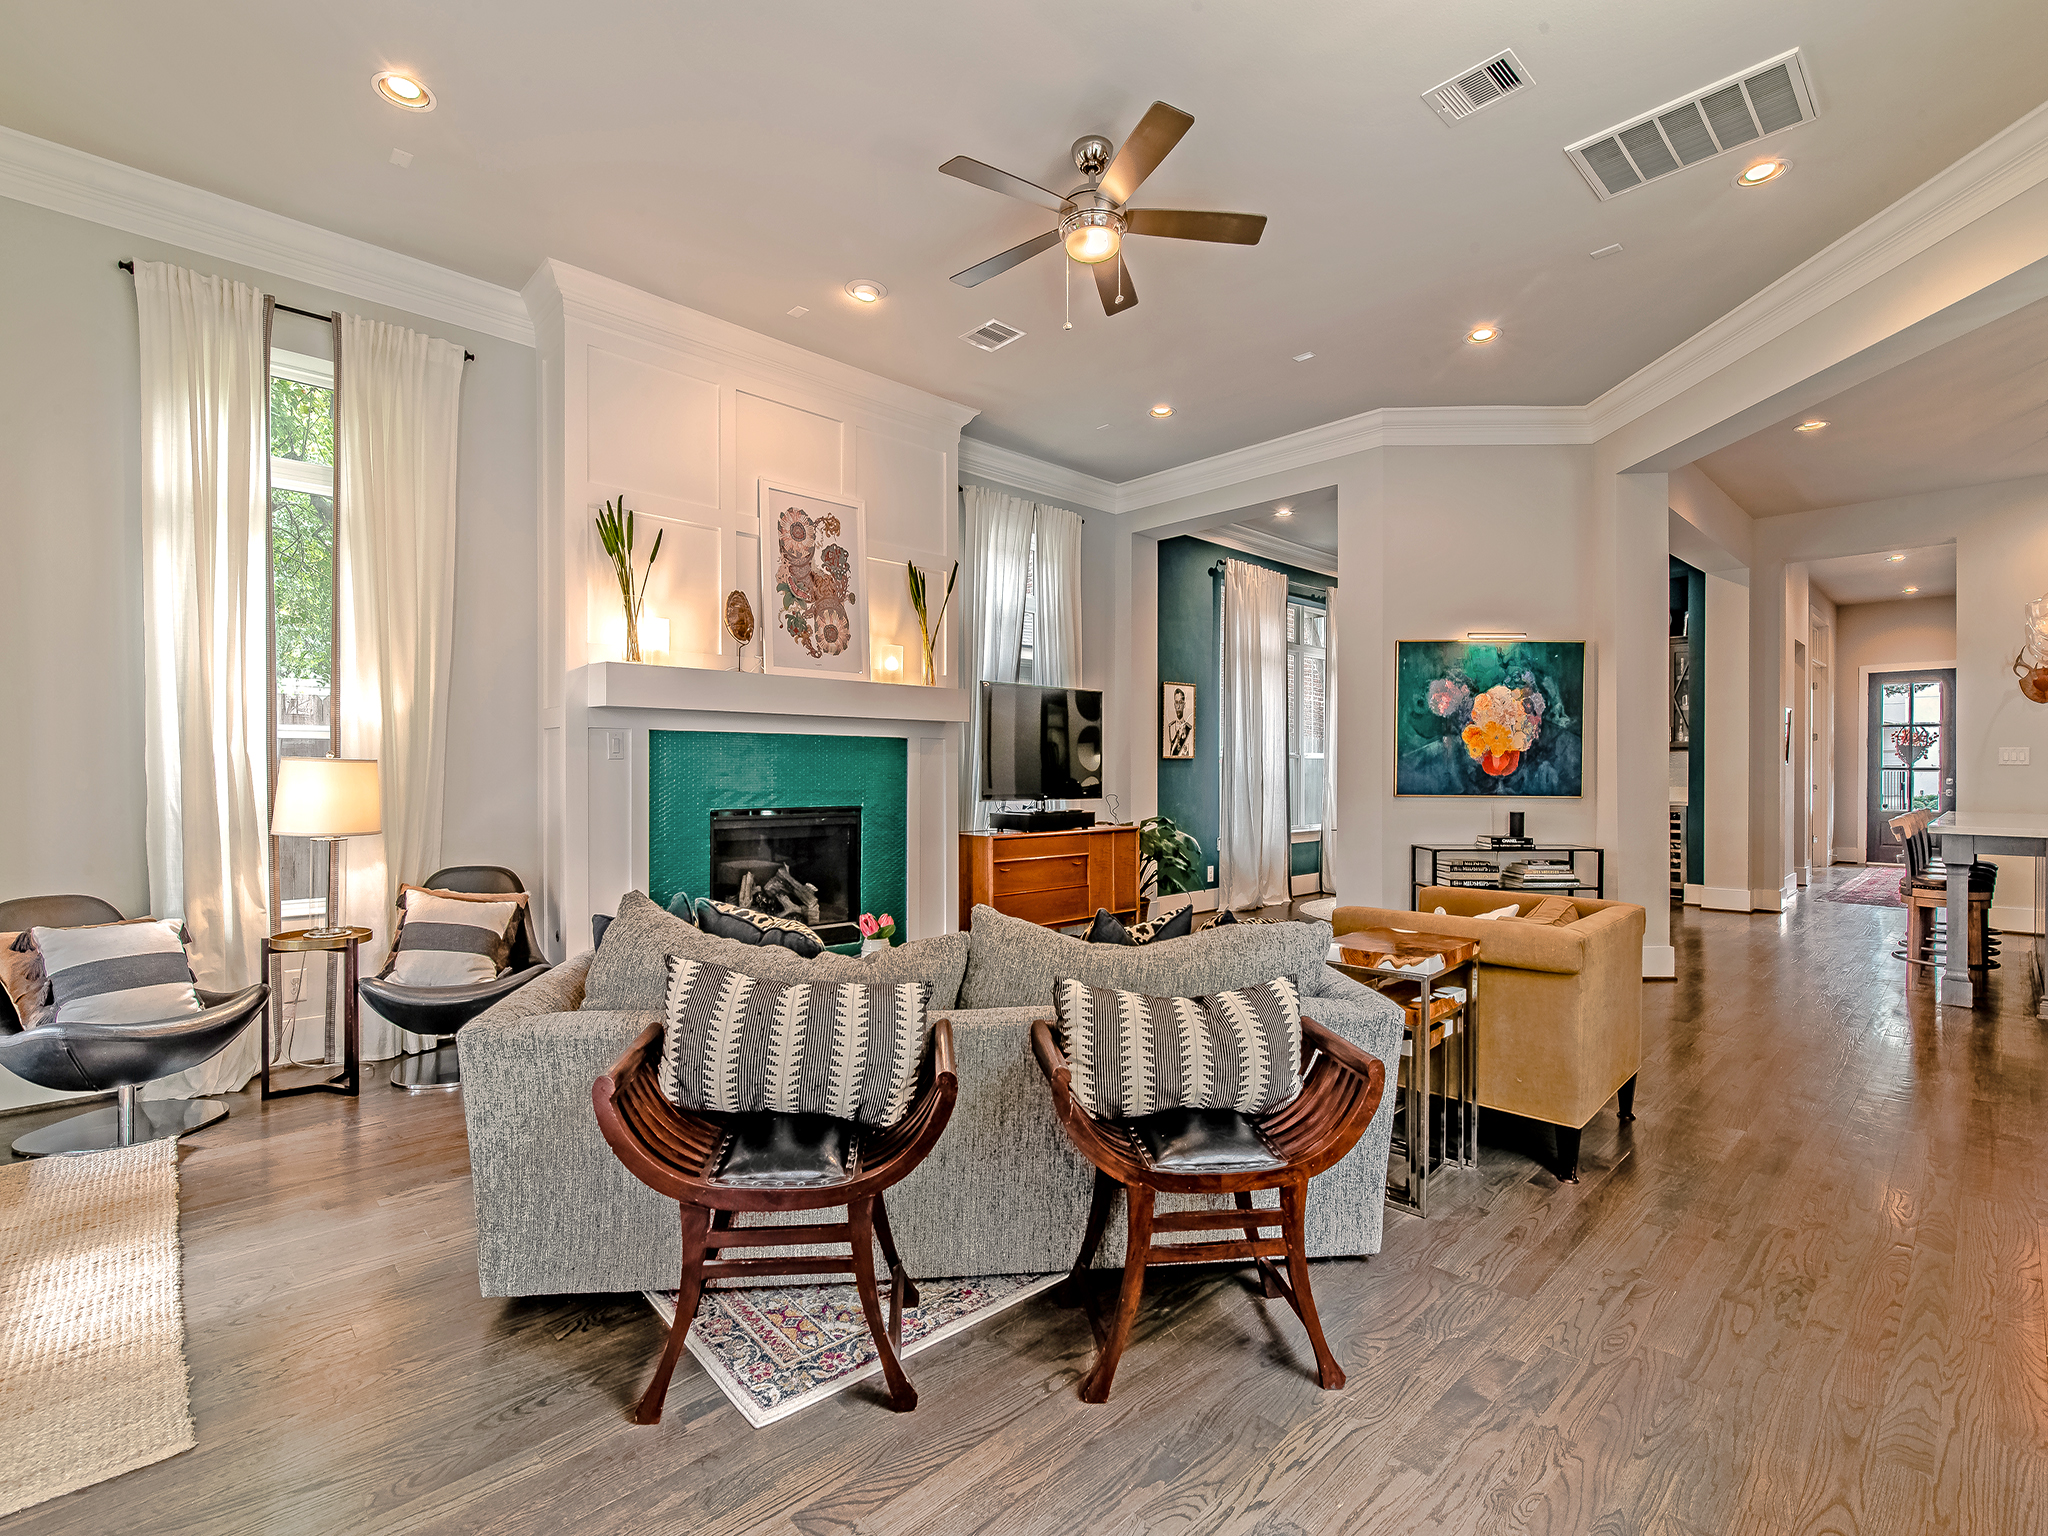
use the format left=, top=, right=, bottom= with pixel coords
left=877, top=643, right=905, bottom=683
left=2018, top=595, right=2048, bottom=703
left=603, top=613, right=670, bottom=663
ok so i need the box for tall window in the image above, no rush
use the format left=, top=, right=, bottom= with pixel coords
left=1017, top=527, right=1038, bottom=682
left=1287, top=599, right=1326, bottom=832
left=269, top=348, right=337, bottom=921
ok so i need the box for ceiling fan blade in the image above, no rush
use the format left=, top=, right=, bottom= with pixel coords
left=1099, top=102, right=1194, bottom=205
left=1123, top=208, right=1267, bottom=245
left=1093, top=254, right=1138, bottom=315
left=951, top=229, right=1061, bottom=287
left=939, top=156, right=1067, bottom=212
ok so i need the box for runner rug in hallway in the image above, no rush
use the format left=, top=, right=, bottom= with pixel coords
left=1818, top=866, right=1906, bottom=907
left=647, top=1273, right=1060, bottom=1427
left=0, top=1139, right=194, bottom=1516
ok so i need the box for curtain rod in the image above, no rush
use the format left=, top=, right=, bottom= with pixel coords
left=957, top=484, right=1084, bottom=522
left=119, top=261, right=475, bottom=361
left=1207, top=559, right=1331, bottom=600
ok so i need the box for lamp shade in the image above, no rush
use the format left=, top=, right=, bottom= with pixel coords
left=272, top=757, right=381, bottom=838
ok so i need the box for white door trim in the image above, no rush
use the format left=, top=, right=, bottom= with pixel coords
left=1855, top=659, right=1957, bottom=863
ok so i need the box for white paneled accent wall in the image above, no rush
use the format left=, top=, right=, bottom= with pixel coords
left=524, top=260, right=978, bottom=958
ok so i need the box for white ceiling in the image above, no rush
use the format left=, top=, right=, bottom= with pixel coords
left=1806, top=544, right=1957, bottom=605
left=8, top=2, right=2048, bottom=480
left=1199, top=486, right=1339, bottom=575
left=1694, top=288, right=2048, bottom=515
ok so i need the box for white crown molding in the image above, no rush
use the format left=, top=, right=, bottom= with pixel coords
left=1195, top=525, right=1339, bottom=578
left=1582, top=97, right=2048, bottom=439
left=0, top=124, right=534, bottom=346
left=957, top=437, right=1117, bottom=510
left=1113, top=406, right=1591, bottom=512
left=527, top=259, right=979, bottom=436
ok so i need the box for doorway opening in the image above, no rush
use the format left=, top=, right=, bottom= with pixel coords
left=1866, top=669, right=1955, bottom=863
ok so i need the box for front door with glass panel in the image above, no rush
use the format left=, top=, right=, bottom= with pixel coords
left=1867, top=669, right=1955, bottom=863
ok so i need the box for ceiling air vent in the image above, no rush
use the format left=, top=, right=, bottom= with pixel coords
left=1424, top=50, right=1531, bottom=123
left=961, top=319, right=1024, bottom=352
left=1567, top=48, right=1818, bottom=200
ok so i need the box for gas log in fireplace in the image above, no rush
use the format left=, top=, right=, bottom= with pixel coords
left=709, top=806, right=861, bottom=946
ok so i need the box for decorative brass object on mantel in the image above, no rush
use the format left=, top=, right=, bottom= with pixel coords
left=724, top=590, right=756, bottom=671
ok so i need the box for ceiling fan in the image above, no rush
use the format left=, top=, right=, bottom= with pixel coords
left=939, top=101, right=1266, bottom=317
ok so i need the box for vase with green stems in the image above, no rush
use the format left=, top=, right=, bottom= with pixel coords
left=906, top=560, right=958, bottom=686
left=596, top=496, right=662, bottom=663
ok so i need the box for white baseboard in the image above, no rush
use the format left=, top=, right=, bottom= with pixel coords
left=1641, top=944, right=1676, bottom=979
left=1691, top=885, right=1751, bottom=912
left=1832, top=847, right=1864, bottom=865
left=1993, top=904, right=2045, bottom=936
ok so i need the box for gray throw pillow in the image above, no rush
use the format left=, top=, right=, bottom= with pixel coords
left=1054, top=975, right=1303, bottom=1120
left=658, top=955, right=932, bottom=1128
left=959, top=903, right=1329, bottom=1009
left=586, top=891, right=968, bottom=1011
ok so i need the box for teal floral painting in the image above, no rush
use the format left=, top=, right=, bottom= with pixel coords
left=1395, top=640, right=1585, bottom=797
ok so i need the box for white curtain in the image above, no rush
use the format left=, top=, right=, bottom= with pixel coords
left=1321, top=602, right=1340, bottom=894
left=961, top=486, right=1037, bottom=831
left=1218, top=559, right=1290, bottom=912
left=135, top=262, right=272, bottom=1099
left=335, top=313, right=466, bottom=1061
left=1031, top=503, right=1084, bottom=689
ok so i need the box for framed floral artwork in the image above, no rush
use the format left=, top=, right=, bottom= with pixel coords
left=759, top=479, right=868, bottom=679
left=1395, top=640, right=1587, bottom=797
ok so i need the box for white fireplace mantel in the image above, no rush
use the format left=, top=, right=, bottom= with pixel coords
left=581, top=661, right=971, bottom=723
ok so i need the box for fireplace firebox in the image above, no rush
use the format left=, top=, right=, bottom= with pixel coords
left=709, top=806, right=861, bottom=946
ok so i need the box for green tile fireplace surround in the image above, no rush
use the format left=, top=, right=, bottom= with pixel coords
left=649, top=730, right=908, bottom=951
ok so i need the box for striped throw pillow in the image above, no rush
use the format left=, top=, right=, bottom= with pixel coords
left=658, top=955, right=932, bottom=1129
left=389, top=891, right=520, bottom=986
left=1053, top=975, right=1303, bottom=1121
left=30, top=919, right=202, bottom=1026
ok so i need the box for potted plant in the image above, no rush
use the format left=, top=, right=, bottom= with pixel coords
left=1138, top=814, right=1202, bottom=920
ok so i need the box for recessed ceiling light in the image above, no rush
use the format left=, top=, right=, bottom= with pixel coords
left=1274, top=505, right=1293, bottom=518
left=1466, top=325, right=1498, bottom=345
left=1150, top=404, right=1174, bottom=418
left=1794, top=419, right=1828, bottom=432
left=372, top=71, right=435, bottom=111
left=1903, top=586, right=1919, bottom=594
left=1292, top=351, right=1315, bottom=362
left=1738, top=157, right=1789, bottom=187
left=1887, top=553, right=1905, bottom=562
left=844, top=280, right=886, bottom=304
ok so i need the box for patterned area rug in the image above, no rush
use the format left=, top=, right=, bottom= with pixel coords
left=0, top=1140, right=194, bottom=1516
left=647, top=1273, right=1060, bottom=1427
left=1818, top=866, right=1905, bottom=907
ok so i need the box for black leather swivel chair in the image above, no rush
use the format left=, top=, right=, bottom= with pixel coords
left=0, top=894, right=269, bottom=1158
left=357, top=866, right=550, bottom=1092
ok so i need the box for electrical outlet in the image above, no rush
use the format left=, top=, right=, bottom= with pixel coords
left=1999, top=746, right=2031, bottom=765
left=1207, top=865, right=1216, bottom=883
left=607, top=730, right=626, bottom=761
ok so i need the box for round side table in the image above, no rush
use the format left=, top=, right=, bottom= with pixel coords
left=262, top=926, right=371, bottom=1100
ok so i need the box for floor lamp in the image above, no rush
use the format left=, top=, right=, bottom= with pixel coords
left=272, top=756, right=381, bottom=1064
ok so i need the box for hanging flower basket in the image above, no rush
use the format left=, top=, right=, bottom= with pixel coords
left=1890, top=724, right=1937, bottom=765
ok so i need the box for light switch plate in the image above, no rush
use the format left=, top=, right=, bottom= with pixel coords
left=1999, top=746, right=2031, bottom=765
left=1207, top=865, right=1216, bottom=883
left=607, top=730, right=626, bottom=761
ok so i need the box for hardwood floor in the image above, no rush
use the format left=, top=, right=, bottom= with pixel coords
left=5, top=875, right=2046, bottom=1534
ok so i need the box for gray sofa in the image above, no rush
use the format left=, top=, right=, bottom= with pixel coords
left=459, top=897, right=1403, bottom=1297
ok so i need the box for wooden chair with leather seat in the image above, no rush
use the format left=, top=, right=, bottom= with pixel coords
left=1888, top=811, right=1997, bottom=971
left=1030, top=1014, right=1386, bottom=1403
left=592, top=1017, right=959, bottom=1426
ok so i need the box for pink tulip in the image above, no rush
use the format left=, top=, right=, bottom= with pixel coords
left=858, top=913, right=878, bottom=937
left=879, top=914, right=894, bottom=932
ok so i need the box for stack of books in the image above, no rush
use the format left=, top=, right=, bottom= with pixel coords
left=1501, top=859, right=1580, bottom=889
left=1438, top=857, right=1503, bottom=887
left=1476, top=835, right=1535, bottom=850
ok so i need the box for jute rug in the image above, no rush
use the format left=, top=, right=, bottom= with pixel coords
left=0, top=1139, right=195, bottom=1516
left=647, top=1273, right=1060, bottom=1427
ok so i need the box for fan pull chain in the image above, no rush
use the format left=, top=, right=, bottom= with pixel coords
left=1116, top=253, right=1125, bottom=305
left=1063, top=256, right=1073, bottom=331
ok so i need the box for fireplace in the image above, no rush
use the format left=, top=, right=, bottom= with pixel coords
left=709, top=806, right=862, bottom=946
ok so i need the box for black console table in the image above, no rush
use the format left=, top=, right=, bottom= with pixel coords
left=1411, top=844, right=1605, bottom=908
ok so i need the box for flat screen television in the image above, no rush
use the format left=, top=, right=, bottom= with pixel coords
left=980, top=683, right=1104, bottom=802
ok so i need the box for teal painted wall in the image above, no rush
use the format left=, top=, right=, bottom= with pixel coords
left=648, top=731, right=907, bottom=951
left=1156, top=536, right=1331, bottom=897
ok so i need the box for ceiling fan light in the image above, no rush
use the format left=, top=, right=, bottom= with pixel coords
left=1061, top=205, right=1124, bottom=264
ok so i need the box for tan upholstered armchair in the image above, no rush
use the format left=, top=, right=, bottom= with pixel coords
left=1332, top=889, right=1644, bottom=1181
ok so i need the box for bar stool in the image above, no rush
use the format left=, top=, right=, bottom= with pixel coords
left=1888, top=812, right=1997, bottom=972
